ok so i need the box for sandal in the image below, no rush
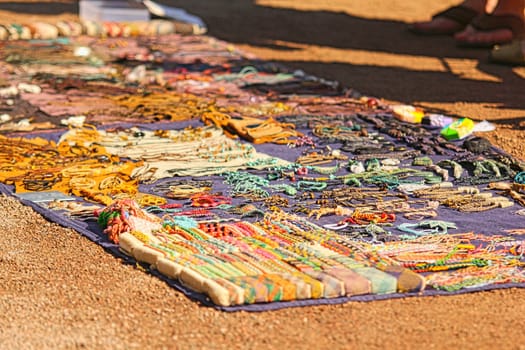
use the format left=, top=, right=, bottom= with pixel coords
left=408, top=5, right=479, bottom=35
left=455, top=14, right=524, bottom=47
left=489, top=39, right=525, bottom=66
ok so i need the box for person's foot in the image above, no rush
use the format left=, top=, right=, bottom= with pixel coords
left=454, top=0, right=524, bottom=47
left=409, top=5, right=480, bottom=35
left=454, top=14, right=523, bottom=47
left=410, top=17, right=469, bottom=35
left=455, top=25, right=515, bottom=46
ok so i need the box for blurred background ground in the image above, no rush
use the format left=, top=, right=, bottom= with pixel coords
left=0, top=1, right=524, bottom=349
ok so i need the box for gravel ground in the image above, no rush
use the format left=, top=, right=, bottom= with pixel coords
left=0, top=1, right=524, bottom=349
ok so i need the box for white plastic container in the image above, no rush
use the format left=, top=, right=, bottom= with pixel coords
left=79, top=0, right=149, bottom=22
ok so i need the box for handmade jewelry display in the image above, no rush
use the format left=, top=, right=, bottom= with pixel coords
left=0, top=30, right=524, bottom=311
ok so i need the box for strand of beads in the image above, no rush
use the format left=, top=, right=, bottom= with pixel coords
left=0, top=20, right=196, bottom=41
left=426, top=265, right=525, bottom=292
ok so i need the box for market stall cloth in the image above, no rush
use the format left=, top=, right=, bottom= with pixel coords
left=0, top=33, right=524, bottom=311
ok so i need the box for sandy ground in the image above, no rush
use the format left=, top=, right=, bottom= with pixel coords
left=0, top=1, right=524, bottom=349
